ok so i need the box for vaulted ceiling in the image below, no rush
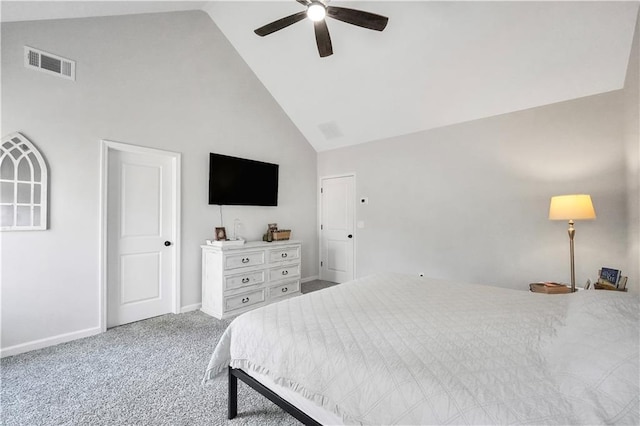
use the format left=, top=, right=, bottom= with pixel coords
left=3, top=1, right=639, bottom=151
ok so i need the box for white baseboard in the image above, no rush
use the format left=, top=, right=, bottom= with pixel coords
left=0, top=326, right=102, bottom=358
left=301, top=275, right=319, bottom=283
left=180, top=303, right=202, bottom=313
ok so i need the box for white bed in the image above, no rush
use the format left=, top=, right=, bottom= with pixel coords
left=204, top=273, right=639, bottom=425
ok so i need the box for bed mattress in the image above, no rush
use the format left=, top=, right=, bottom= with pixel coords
left=204, top=273, right=639, bottom=425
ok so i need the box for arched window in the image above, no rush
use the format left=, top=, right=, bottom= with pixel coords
left=1, top=133, right=48, bottom=230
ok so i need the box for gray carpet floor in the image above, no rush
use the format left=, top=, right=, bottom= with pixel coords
left=1, top=310, right=301, bottom=425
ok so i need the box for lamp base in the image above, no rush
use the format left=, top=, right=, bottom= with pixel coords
left=568, top=220, right=576, bottom=293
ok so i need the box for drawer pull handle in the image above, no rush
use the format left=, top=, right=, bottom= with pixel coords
left=241, top=277, right=250, bottom=284
left=242, top=297, right=249, bottom=304
left=281, top=287, right=288, bottom=293
left=241, top=258, right=250, bottom=264
left=281, top=270, right=289, bottom=276
left=281, top=253, right=288, bottom=258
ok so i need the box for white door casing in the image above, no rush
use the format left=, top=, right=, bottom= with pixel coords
left=100, top=141, right=180, bottom=330
left=319, top=174, right=355, bottom=283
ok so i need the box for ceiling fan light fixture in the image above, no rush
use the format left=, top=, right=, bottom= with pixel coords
left=307, top=2, right=326, bottom=22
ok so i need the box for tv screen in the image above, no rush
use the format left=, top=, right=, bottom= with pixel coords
left=208, top=153, right=279, bottom=206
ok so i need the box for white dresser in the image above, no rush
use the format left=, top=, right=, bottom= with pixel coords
left=201, top=240, right=302, bottom=319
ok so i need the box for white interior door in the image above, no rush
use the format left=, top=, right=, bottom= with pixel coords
left=106, top=147, right=177, bottom=328
left=320, top=175, right=355, bottom=283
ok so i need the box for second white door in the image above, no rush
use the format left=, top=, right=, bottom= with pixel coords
left=106, top=146, right=177, bottom=328
left=320, top=175, right=355, bottom=283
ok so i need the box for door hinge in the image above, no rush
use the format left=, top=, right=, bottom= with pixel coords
left=320, top=224, right=323, bottom=230
left=321, top=261, right=323, bottom=267
left=320, top=187, right=323, bottom=194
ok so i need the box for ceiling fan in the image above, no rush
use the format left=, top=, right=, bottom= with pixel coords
left=254, top=0, right=389, bottom=58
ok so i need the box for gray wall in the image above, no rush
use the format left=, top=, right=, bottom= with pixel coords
left=1, top=11, right=318, bottom=352
left=319, top=90, right=632, bottom=291
left=624, top=11, right=640, bottom=293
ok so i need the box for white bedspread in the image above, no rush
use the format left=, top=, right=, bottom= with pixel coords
left=204, top=273, right=639, bottom=425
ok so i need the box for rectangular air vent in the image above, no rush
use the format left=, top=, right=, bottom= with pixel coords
left=318, top=121, right=343, bottom=140
left=24, top=46, right=75, bottom=81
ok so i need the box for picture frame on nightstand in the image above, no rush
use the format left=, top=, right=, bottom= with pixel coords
left=599, top=267, right=621, bottom=287
left=618, top=276, right=628, bottom=290
left=594, top=269, right=628, bottom=291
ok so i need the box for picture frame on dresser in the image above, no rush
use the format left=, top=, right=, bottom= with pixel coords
left=214, top=227, right=227, bottom=241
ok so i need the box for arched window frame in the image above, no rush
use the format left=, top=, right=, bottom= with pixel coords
left=1, top=132, right=48, bottom=231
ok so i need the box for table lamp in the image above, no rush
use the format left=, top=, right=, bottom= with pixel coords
left=549, top=194, right=596, bottom=292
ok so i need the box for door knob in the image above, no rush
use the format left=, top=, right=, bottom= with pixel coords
left=164, top=241, right=172, bottom=246
left=347, top=234, right=353, bottom=239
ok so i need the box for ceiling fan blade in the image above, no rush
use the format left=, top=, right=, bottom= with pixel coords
left=314, top=20, right=333, bottom=57
left=295, top=0, right=310, bottom=5
left=327, top=6, right=388, bottom=31
left=254, top=11, right=308, bottom=37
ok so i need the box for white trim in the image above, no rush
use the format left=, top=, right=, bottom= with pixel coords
left=301, top=275, right=319, bottom=283
left=0, top=326, right=101, bottom=358
left=99, top=141, right=109, bottom=332
left=318, top=172, right=357, bottom=282
left=99, top=140, right=181, bottom=332
left=172, top=152, right=182, bottom=315
left=180, top=303, right=202, bottom=313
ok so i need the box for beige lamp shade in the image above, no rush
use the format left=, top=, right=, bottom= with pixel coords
left=549, top=194, right=596, bottom=220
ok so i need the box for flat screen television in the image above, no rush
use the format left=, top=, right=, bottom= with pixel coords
left=208, top=153, right=279, bottom=206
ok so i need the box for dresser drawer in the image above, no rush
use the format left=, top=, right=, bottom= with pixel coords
left=268, top=246, right=301, bottom=263
left=225, top=289, right=265, bottom=312
left=269, top=264, right=300, bottom=282
left=269, top=280, right=300, bottom=299
left=224, top=251, right=265, bottom=270
left=224, top=270, right=265, bottom=291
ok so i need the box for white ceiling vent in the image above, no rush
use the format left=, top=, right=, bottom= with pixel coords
left=318, top=121, right=343, bottom=140
left=24, top=46, right=75, bottom=81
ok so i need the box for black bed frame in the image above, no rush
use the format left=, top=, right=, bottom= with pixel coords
left=228, top=367, right=322, bottom=425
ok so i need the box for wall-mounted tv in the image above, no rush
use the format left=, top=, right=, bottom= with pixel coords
left=208, top=153, right=279, bottom=206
